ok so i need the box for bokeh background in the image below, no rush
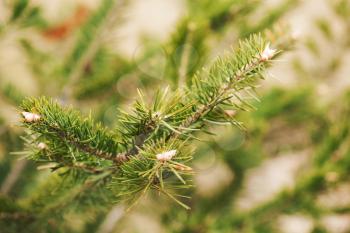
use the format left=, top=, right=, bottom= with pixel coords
left=1, top=0, right=350, bottom=232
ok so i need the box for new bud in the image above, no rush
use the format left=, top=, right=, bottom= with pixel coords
left=156, top=150, right=177, bottom=162
left=260, top=43, right=276, bottom=61
left=38, top=142, right=47, bottom=150
left=22, top=112, right=41, bottom=123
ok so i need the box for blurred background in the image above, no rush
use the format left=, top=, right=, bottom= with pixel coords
left=1, top=0, right=350, bottom=232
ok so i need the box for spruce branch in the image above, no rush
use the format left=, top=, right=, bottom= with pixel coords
left=116, top=87, right=194, bottom=157
left=111, top=138, right=193, bottom=209
left=179, top=38, right=276, bottom=130
left=18, top=34, right=282, bottom=209
left=107, top=35, right=280, bottom=207
left=116, top=35, right=277, bottom=160
left=20, top=97, right=124, bottom=166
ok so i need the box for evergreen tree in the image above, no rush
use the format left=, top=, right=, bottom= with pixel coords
left=1, top=0, right=349, bottom=233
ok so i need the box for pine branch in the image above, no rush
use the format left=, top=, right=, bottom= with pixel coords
left=20, top=97, right=124, bottom=166
left=111, top=138, right=193, bottom=209
left=179, top=38, right=272, bottom=130
left=117, top=34, right=277, bottom=159
left=115, top=88, right=195, bottom=158
left=18, top=34, right=282, bottom=209
left=106, top=35, right=281, bottom=207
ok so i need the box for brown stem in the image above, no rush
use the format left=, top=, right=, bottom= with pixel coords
left=45, top=124, right=124, bottom=163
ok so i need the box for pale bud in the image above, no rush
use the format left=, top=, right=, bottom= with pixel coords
left=38, top=142, right=47, bottom=150
left=22, top=112, right=41, bottom=123
left=156, top=150, right=177, bottom=162
left=260, top=43, right=276, bottom=61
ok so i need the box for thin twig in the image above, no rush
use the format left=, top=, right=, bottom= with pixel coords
left=116, top=52, right=268, bottom=161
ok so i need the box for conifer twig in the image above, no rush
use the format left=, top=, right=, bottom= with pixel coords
left=18, top=34, right=282, bottom=209
left=117, top=35, right=277, bottom=161
left=178, top=43, right=276, bottom=133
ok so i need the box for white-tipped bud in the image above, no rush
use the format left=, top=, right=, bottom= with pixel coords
left=38, top=142, right=47, bottom=150
left=156, top=150, right=177, bottom=162
left=260, top=43, right=276, bottom=61
left=22, top=112, right=41, bottom=123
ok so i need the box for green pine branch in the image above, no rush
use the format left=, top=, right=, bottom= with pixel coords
left=116, top=34, right=277, bottom=159
left=19, top=34, right=282, bottom=209
left=20, top=97, right=124, bottom=167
